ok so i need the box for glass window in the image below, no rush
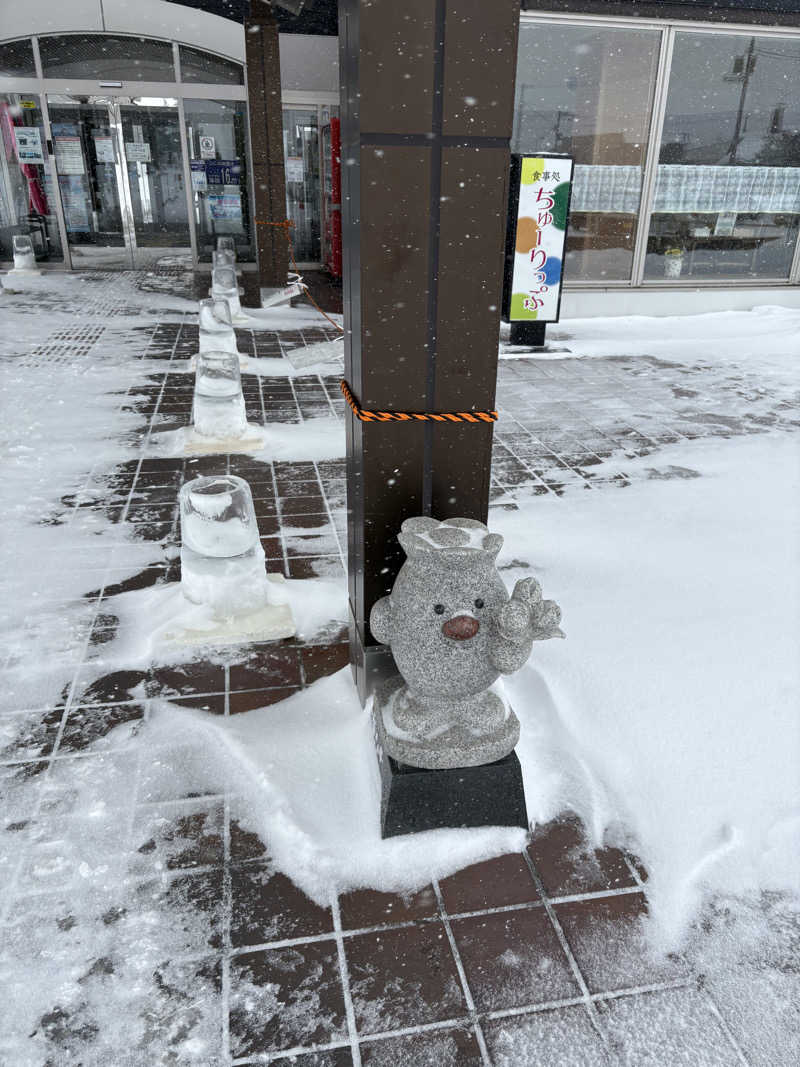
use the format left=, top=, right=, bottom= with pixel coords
left=283, top=106, right=321, bottom=262
left=645, top=33, right=800, bottom=280
left=39, top=34, right=175, bottom=82
left=0, top=38, right=36, bottom=78
left=184, top=98, right=254, bottom=262
left=513, top=21, right=661, bottom=282
left=0, top=93, right=63, bottom=263
left=179, top=46, right=244, bottom=85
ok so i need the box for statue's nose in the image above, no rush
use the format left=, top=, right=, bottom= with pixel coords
left=442, top=615, right=479, bottom=641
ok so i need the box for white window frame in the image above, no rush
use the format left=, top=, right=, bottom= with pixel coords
left=518, top=10, right=800, bottom=288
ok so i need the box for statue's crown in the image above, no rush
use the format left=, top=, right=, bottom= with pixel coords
left=398, top=516, right=503, bottom=559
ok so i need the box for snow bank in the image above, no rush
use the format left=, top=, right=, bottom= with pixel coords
left=501, top=304, right=800, bottom=365
left=144, top=673, right=527, bottom=905
left=495, top=431, right=800, bottom=947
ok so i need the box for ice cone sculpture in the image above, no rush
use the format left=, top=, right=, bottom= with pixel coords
left=178, top=475, right=295, bottom=640
left=12, top=235, right=38, bottom=273
left=1, top=235, right=44, bottom=291
left=193, top=353, right=247, bottom=439
left=210, top=265, right=247, bottom=323
left=198, top=297, right=243, bottom=360
left=212, top=249, right=236, bottom=270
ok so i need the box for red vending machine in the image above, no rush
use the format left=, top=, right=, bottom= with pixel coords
left=321, top=116, right=341, bottom=278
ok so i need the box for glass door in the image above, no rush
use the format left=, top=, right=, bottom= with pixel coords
left=282, top=106, right=321, bottom=264
left=118, top=98, right=191, bottom=268
left=48, top=95, right=192, bottom=269
left=47, top=95, right=129, bottom=268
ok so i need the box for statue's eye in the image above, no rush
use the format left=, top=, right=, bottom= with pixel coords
left=433, top=604, right=445, bottom=615
left=474, top=598, right=484, bottom=609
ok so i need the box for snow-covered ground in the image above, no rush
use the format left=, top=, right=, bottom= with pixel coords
left=1, top=274, right=798, bottom=1064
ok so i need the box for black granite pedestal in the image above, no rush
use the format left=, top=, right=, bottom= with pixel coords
left=375, top=743, right=529, bottom=839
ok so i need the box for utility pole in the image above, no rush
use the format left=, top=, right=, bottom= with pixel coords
left=727, top=37, right=757, bottom=165
left=339, top=0, right=522, bottom=702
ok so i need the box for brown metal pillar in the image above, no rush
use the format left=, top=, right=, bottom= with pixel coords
left=245, top=7, right=289, bottom=289
left=340, top=0, right=521, bottom=702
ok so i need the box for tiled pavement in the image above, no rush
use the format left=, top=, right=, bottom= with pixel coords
left=1, top=271, right=796, bottom=1065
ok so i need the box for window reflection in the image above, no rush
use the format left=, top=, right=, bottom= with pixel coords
left=184, top=99, right=254, bottom=262
left=0, top=94, right=63, bottom=263
left=39, top=34, right=175, bottom=82
left=282, top=107, right=321, bottom=263
left=513, top=22, right=661, bottom=282
left=646, top=33, right=800, bottom=280
left=0, top=38, right=36, bottom=78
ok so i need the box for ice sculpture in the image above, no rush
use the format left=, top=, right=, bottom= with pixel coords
left=176, top=475, right=295, bottom=641
left=212, top=249, right=236, bottom=270
left=193, top=353, right=247, bottom=440
left=12, top=235, right=38, bottom=272
left=217, top=235, right=236, bottom=256
left=210, top=265, right=247, bottom=323
left=1, top=235, right=43, bottom=290
left=197, top=297, right=244, bottom=362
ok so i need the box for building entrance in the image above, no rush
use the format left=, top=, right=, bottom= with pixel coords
left=47, top=95, right=191, bottom=269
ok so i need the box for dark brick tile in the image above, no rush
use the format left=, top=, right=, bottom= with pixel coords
left=228, top=686, right=299, bottom=715
left=94, top=565, right=169, bottom=599
left=58, top=702, right=146, bottom=752
left=135, top=868, right=224, bottom=955
left=229, top=816, right=270, bottom=864
left=132, top=801, right=225, bottom=873
left=301, top=643, right=350, bottom=685
left=229, top=943, right=347, bottom=1058
left=168, top=692, right=226, bottom=715
left=260, top=535, right=286, bottom=563
left=0, top=709, right=62, bottom=762
left=282, top=511, right=332, bottom=530
left=270, top=1051, right=353, bottom=1067
left=528, top=816, right=638, bottom=898
left=147, top=662, right=226, bottom=699
left=228, top=647, right=302, bottom=690
left=230, top=858, right=333, bottom=948
left=439, top=852, right=539, bottom=914
left=361, top=1027, right=483, bottom=1065
left=346, top=922, right=465, bottom=1034
left=451, top=908, right=579, bottom=1011
left=338, top=885, right=438, bottom=930
left=554, top=893, right=686, bottom=994
left=72, top=670, right=150, bottom=708
left=281, top=495, right=331, bottom=517
left=484, top=1005, right=611, bottom=1066
left=287, top=555, right=344, bottom=579
left=596, top=987, right=740, bottom=1066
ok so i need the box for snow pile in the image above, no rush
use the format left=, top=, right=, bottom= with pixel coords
left=149, top=416, right=345, bottom=461
left=501, top=303, right=800, bottom=365
left=94, top=572, right=347, bottom=670
left=144, top=672, right=527, bottom=904
left=496, top=431, right=800, bottom=947
left=284, top=335, right=344, bottom=369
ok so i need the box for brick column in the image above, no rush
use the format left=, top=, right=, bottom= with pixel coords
left=245, top=10, right=289, bottom=289
left=340, top=0, right=522, bottom=702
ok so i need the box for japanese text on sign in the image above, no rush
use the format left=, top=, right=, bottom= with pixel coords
left=505, top=155, right=573, bottom=323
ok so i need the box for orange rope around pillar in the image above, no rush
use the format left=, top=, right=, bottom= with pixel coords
left=340, top=380, right=498, bottom=424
